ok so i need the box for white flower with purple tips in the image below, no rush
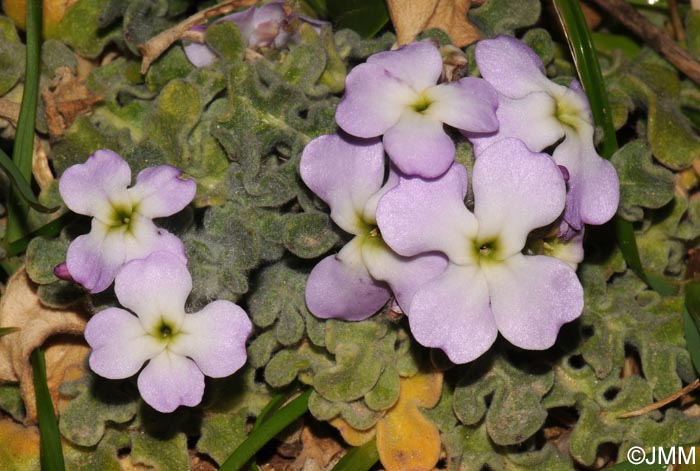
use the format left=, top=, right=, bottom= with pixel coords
left=335, top=41, right=499, bottom=179
left=466, top=35, right=619, bottom=231
left=376, top=139, right=584, bottom=363
left=85, top=252, right=252, bottom=413
left=58, top=149, right=196, bottom=293
left=300, top=133, right=447, bottom=321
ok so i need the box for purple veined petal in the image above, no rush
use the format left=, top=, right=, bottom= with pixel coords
left=362, top=166, right=400, bottom=226
left=383, top=111, right=455, bottom=178
left=59, top=149, right=131, bottom=218
left=360, top=237, right=448, bottom=312
left=305, top=237, right=391, bottom=321
left=336, top=63, right=416, bottom=138
left=150, top=229, right=189, bottom=263
left=300, top=134, right=385, bottom=234
left=466, top=92, right=564, bottom=157
left=553, top=126, right=620, bottom=229
left=367, top=41, right=443, bottom=91
left=409, top=264, right=497, bottom=364
left=137, top=351, right=205, bottom=413
left=184, top=42, right=217, bottom=68
left=376, top=163, right=476, bottom=264
left=170, top=300, right=252, bottom=377
left=474, top=35, right=551, bottom=98
left=114, top=252, right=191, bottom=333
left=426, top=78, right=499, bottom=133
left=86, top=307, right=164, bottom=379
left=129, top=165, right=196, bottom=218
left=473, top=139, right=566, bottom=257
left=65, top=223, right=127, bottom=293
left=484, top=253, right=583, bottom=350
left=219, top=7, right=257, bottom=40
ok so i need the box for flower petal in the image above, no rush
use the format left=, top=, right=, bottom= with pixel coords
left=553, top=126, right=620, bottom=229
left=184, top=42, right=217, bottom=67
left=473, top=139, right=566, bottom=257
left=409, top=264, right=497, bottom=364
left=466, top=92, right=564, bottom=156
left=129, top=165, right=197, bottom=218
left=114, top=251, right=191, bottom=332
left=66, top=223, right=127, bottom=293
left=85, top=307, right=164, bottom=379
left=59, top=149, right=131, bottom=218
left=361, top=237, right=448, bottom=311
left=300, top=134, right=385, bottom=234
left=474, top=35, right=551, bottom=98
left=376, top=163, right=476, bottom=264
left=336, top=62, right=416, bottom=138
left=426, top=78, right=499, bottom=133
left=305, top=237, right=391, bottom=321
left=484, top=254, right=583, bottom=350
left=171, top=300, right=252, bottom=377
left=362, top=166, right=400, bottom=226
left=367, top=41, right=443, bottom=91
left=137, top=351, right=205, bottom=413
left=383, top=111, right=455, bottom=178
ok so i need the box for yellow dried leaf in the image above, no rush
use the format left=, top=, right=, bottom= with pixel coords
left=376, top=370, right=443, bottom=471
left=386, top=0, right=481, bottom=47
left=330, top=416, right=376, bottom=446
left=0, top=417, right=40, bottom=470
left=2, top=0, right=78, bottom=37
left=0, top=269, right=89, bottom=423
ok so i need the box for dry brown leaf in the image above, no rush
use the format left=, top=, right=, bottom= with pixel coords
left=0, top=416, right=40, bottom=469
left=290, top=423, right=344, bottom=470
left=0, top=268, right=89, bottom=423
left=386, top=0, right=481, bottom=47
left=42, top=66, right=102, bottom=139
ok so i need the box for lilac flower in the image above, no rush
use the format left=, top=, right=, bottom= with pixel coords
left=300, top=133, right=447, bottom=321
left=184, top=2, right=325, bottom=67
left=376, top=138, right=583, bottom=363
left=335, top=41, right=499, bottom=179
left=466, top=35, right=619, bottom=231
left=59, top=149, right=196, bottom=293
left=84, top=252, right=252, bottom=413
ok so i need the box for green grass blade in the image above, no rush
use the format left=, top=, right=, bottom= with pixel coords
left=219, top=389, right=312, bottom=471
left=5, top=212, right=72, bottom=257
left=31, top=348, right=65, bottom=471
left=6, top=0, right=42, bottom=242
left=552, top=0, right=669, bottom=294
left=330, top=439, right=379, bottom=471
left=0, top=327, right=19, bottom=337
left=0, top=146, right=57, bottom=214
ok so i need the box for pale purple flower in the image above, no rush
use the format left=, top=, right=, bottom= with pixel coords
left=184, top=2, right=326, bottom=67
left=300, top=133, right=447, bottom=321
left=335, top=41, right=499, bottom=179
left=376, top=138, right=583, bottom=363
left=466, top=35, right=619, bottom=231
left=59, top=149, right=196, bottom=293
left=85, top=252, right=252, bottom=413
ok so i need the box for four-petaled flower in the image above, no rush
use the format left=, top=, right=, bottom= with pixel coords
left=466, top=35, right=619, bottom=231
left=377, top=139, right=584, bottom=363
left=335, top=41, right=499, bottom=179
left=59, top=149, right=196, bottom=293
left=85, top=251, right=252, bottom=413
left=301, top=133, right=447, bottom=321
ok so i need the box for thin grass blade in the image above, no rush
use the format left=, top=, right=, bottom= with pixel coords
left=31, top=348, right=65, bottom=471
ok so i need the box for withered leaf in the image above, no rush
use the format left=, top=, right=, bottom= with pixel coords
left=386, top=0, right=482, bottom=47
left=0, top=268, right=89, bottom=423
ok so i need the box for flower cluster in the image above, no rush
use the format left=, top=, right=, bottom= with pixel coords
left=59, top=150, right=252, bottom=412
left=302, top=37, right=619, bottom=363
